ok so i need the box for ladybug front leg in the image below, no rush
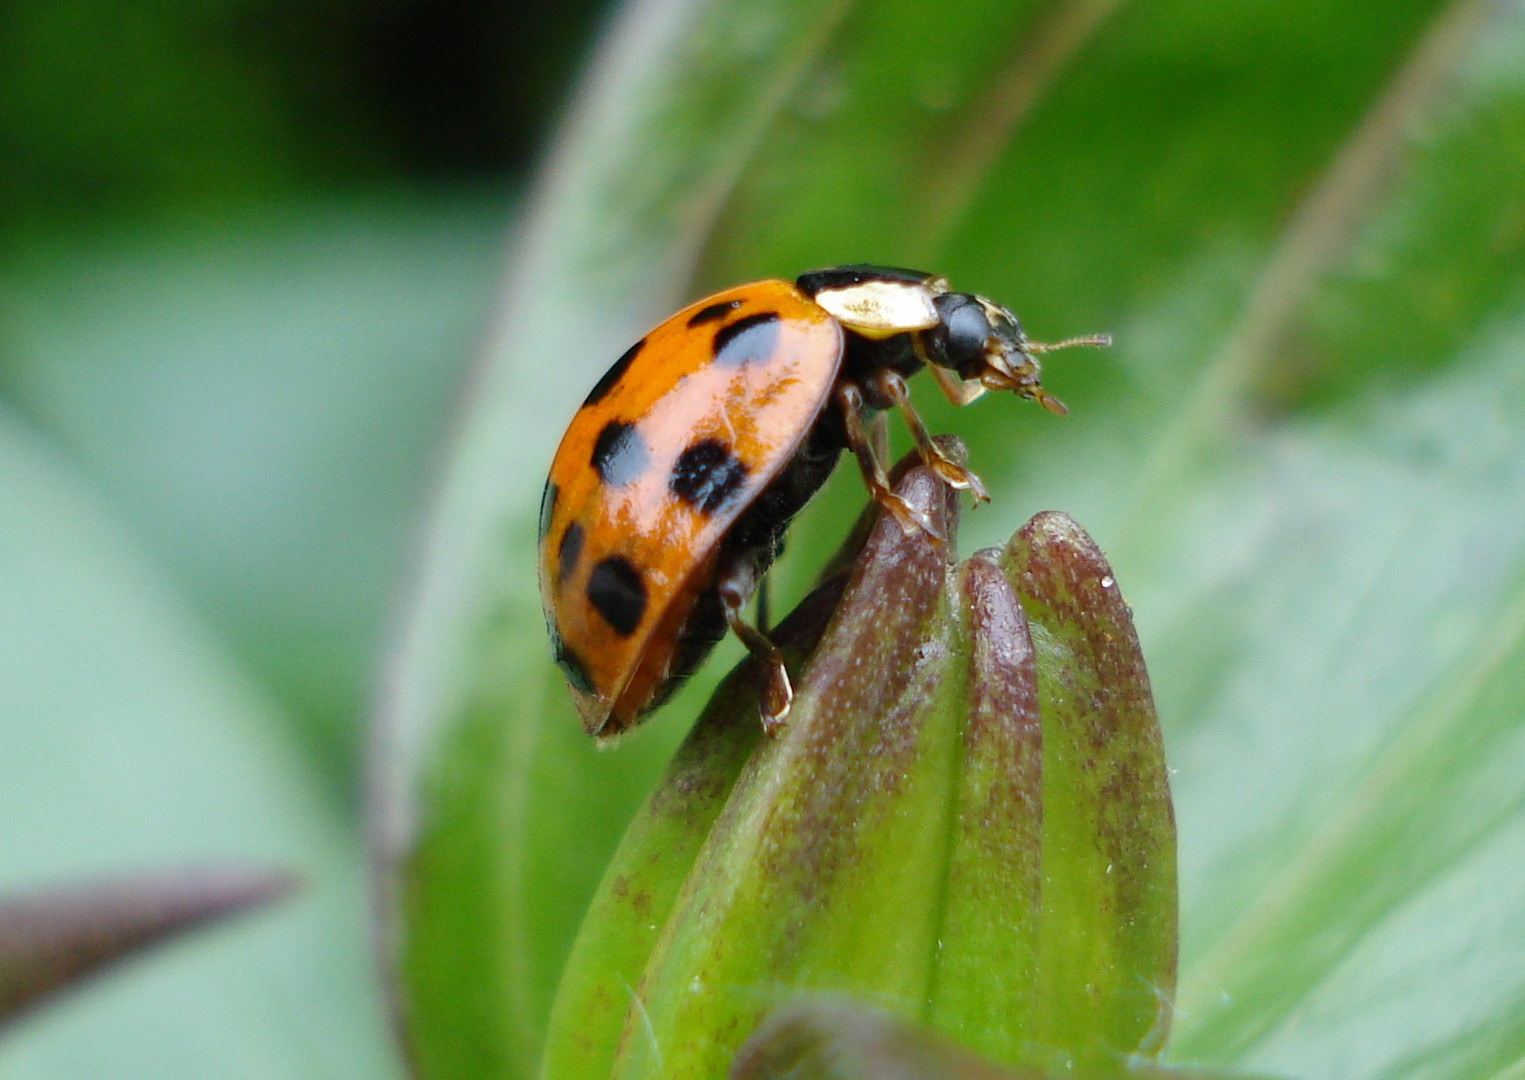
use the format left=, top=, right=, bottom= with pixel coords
left=717, top=571, right=792, bottom=736
left=836, top=381, right=946, bottom=544
left=868, top=369, right=990, bottom=505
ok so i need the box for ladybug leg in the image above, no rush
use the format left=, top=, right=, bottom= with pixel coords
left=755, top=571, right=772, bottom=636
left=836, top=382, right=946, bottom=544
left=869, top=369, right=990, bottom=505
left=927, top=363, right=987, bottom=407
left=868, top=407, right=891, bottom=464
left=717, top=572, right=792, bottom=735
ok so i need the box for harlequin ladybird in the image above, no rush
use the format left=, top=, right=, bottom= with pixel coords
left=538, top=264, right=1108, bottom=739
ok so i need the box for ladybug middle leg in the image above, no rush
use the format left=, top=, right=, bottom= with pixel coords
left=835, top=381, right=946, bottom=544
left=867, top=368, right=990, bottom=505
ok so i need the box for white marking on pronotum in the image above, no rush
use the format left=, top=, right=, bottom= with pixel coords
left=812, top=279, right=941, bottom=338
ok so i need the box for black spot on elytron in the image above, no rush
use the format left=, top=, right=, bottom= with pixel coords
left=587, top=556, right=647, bottom=636
left=687, top=299, right=741, bottom=327
left=591, top=420, right=648, bottom=486
left=537, top=481, right=558, bottom=542
left=670, top=438, right=750, bottom=515
left=557, top=521, right=584, bottom=583
left=552, top=630, right=596, bottom=694
left=582, top=338, right=645, bottom=407
left=712, top=311, right=780, bottom=367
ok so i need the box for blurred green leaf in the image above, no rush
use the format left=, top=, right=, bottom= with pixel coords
left=0, top=405, right=399, bottom=1077
left=377, top=0, right=1525, bottom=1078
left=0, top=192, right=506, bottom=779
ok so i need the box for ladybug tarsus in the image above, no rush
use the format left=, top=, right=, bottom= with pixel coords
left=869, top=369, right=991, bottom=505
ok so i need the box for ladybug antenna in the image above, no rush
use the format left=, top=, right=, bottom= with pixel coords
left=1025, top=332, right=1112, bottom=354
left=1010, top=332, right=1108, bottom=415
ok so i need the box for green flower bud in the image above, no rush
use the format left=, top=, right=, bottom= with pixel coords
left=542, top=449, right=1176, bottom=1079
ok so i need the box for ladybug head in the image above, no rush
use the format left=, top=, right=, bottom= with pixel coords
left=930, top=292, right=1109, bottom=416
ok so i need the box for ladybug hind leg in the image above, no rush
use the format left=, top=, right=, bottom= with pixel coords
left=836, top=381, right=947, bottom=544
left=755, top=569, right=773, bottom=636
left=717, top=569, right=792, bottom=735
left=868, top=369, right=990, bottom=505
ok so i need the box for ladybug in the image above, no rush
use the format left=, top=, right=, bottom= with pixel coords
left=538, top=264, right=1108, bottom=739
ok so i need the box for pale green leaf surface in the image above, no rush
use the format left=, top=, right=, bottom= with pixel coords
left=0, top=194, right=506, bottom=775
left=0, top=405, right=399, bottom=1078
left=380, top=0, right=1525, bottom=1077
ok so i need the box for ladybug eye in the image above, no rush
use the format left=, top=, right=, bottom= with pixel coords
left=932, top=293, right=994, bottom=378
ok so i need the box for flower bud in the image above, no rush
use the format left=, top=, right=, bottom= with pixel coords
left=541, top=447, right=1175, bottom=1079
